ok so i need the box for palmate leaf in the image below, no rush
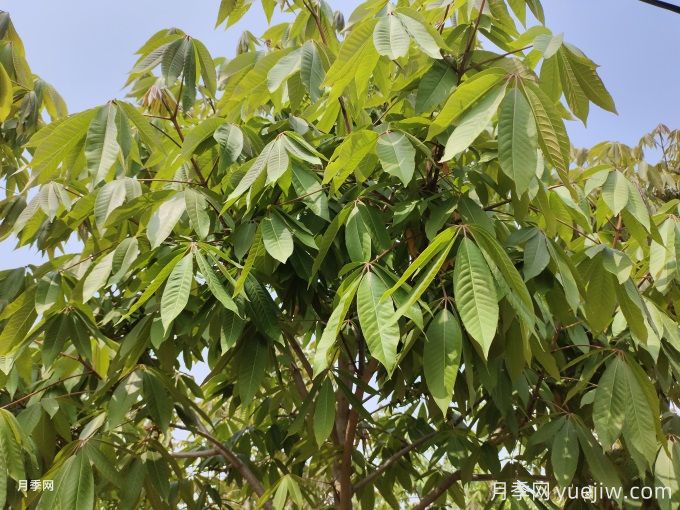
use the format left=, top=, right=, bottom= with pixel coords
left=28, top=108, right=97, bottom=183
left=498, top=86, right=539, bottom=195
left=453, top=238, right=498, bottom=358
left=357, top=272, right=400, bottom=375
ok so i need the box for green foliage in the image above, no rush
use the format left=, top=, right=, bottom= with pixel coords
left=1, top=1, right=680, bottom=509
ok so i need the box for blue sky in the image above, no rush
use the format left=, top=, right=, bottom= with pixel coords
left=2, top=0, right=678, bottom=268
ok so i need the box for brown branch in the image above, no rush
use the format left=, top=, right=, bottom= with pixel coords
left=458, top=0, right=487, bottom=79
left=612, top=214, right=623, bottom=248
left=171, top=447, right=220, bottom=459
left=1, top=371, right=92, bottom=409
left=173, top=424, right=273, bottom=510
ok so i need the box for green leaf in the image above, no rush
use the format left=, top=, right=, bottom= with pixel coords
left=213, top=123, right=244, bottom=165
left=94, top=180, right=126, bottom=231
left=584, top=254, right=617, bottom=335
left=28, top=108, right=97, bottom=183
left=428, top=68, right=506, bottom=139
left=521, top=81, right=571, bottom=178
left=592, top=355, right=627, bottom=449
left=261, top=213, right=294, bottom=263
left=300, top=41, right=325, bottom=102
left=243, top=276, right=281, bottom=342
left=323, top=130, right=378, bottom=186
left=470, top=225, right=535, bottom=331
left=291, top=163, right=328, bottom=219
left=314, top=378, right=336, bottom=444
left=602, top=171, right=629, bottom=216
left=0, top=65, right=12, bottom=122
left=180, top=117, right=227, bottom=163
left=82, top=252, right=114, bottom=302
left=195, top=251, right=238, bottom=314
left=184, top=188, right=211, bottom=239
left=162, top=37, right=191, bottom=85
left=453, top=238, right=498, bottom=358
left=384, top=227, right=456, bottom=299
left=373, top=14, right=410, bottom=60
left=147, top=193, right=186, bottom=248
left=160, top=252, right=193, bottom=330
left=35, top=272, right=62, bottom=315
left=552, top=419, right=579, bottom=488
left=357, top=272, right=400, bottom=375
left=313, top=273, right=362, bottom=377
left=266, top=137, right=291, bottom=184
left=562, top=45, right=616, bottom=115
left=376, top=131, right=416, bottom=186
left=0, top=288, right=37, bottom=355
left=424, top=309, right=462, bottom=415
left=621, top=358, right=658, bottom=466
left=415, top=62, right=457, bottom=114
left=441, top=83, right=507, bottom=161
left=345, top=205, right=372, bottom=263
left=523, top=231, right=550, bottom=280
left=142, top=369, right=173, bottom=430
left=124, top=251, right=184, bottom=318
left=238, top=336, right=268, bottom=405
left=267, top=48, right=302, bottom=92
left=392, top=236, right=455, bottom=321
left=85, top=103, right=120, bottom=184
left=498, top=86, right=539, bottom=195
left=574, top=420, right=621, bottom=489
left=37, top=453, right=94, bottom=510
left=397, top=11, right=442, bottom=59
left=192, top=38, right=217, bottom=95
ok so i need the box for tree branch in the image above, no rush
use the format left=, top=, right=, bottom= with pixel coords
left=173, top=424, right=273, bottom=510
left=638, top=0, right=680, bottom=15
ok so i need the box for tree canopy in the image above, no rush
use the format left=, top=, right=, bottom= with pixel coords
left=0, top=1, right=679, bottom=508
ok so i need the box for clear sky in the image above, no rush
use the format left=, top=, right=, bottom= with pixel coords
left=2, top=0, right=678, bottom=269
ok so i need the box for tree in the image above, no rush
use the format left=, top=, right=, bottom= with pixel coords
left=0, top=1, right=679, bottom=508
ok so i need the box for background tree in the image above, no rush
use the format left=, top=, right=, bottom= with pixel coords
left=0, top=1, right=679, bottom=508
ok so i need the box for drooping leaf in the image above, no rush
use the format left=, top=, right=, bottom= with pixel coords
left=424, top=309, right=462, bottom=415
left=453, top=238, right=498, bottom=358
left=357, top=272, right=400, bottom=374
left=313, top=378, right=336, bottom=445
